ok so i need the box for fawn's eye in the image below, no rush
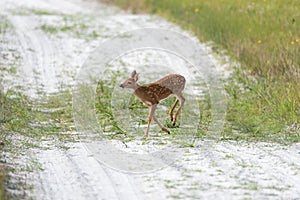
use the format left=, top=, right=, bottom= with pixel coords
left=128, top=81, right=132, bottom=84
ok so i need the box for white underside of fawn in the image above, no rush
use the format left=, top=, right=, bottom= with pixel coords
left=120, top=70, right=186, bottom=138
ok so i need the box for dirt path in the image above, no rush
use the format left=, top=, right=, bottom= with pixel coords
left=1, top=0, right=300, bottom=199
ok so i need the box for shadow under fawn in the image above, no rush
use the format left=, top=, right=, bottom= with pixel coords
left=120, top=70, right=186, bottom=138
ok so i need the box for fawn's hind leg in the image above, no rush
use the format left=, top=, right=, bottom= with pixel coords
left=172, top=94, right=185, bottom=126
left=169, top=99, right=179, bottom=122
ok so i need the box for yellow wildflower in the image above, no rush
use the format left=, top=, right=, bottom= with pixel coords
left=257, top=40, right=262, bottom=44
left=296, top=38, right=300, bottom=43
left=291, top=41, right=295, bottom=45
left=194, top=8, right=199, bottom=13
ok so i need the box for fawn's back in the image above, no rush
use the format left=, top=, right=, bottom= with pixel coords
left=134, top=74, right=185, bottom=105
left=153, top=74, right=185, bottom=94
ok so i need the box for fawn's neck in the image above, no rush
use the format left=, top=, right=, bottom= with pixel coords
left=131, top=83, right=140, bottom=91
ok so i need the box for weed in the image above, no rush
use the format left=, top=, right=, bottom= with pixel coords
left=30, top=9, right=61, bottom=16
left=0, top=88, right=77, bottom=198
left=0, top=90, right=31, bottom=135
left=11, top=8, right=62, bottom=16
left=0, top=172, right=6, bottom=200
left=41, top=24, right=59, bottom=34
left=1, top=89, right=75, bottom=143
left=0, top=17, right=12, bottom=33
left=95, top=70, right=126, bottom=136
left=40, top=15, right=101, bottom=40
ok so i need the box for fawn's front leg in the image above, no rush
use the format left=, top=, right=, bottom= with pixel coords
left=144, top=104, right=157, bottom=138
left=153, top=114, right=170, bottom=134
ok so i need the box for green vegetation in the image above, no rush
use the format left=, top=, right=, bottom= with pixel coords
left=0, top=90, right=74, bottom=142
left=95, top=71, right=126, bottom=136
left=11, top=8, right=62, bottom=16
left=100, top=0, right=300, bottom=143
left=0, top=17, right=10, bottom=33
left=9, top=7, right=100, bottom=39
left=0, top=90, right=31, bottom=137
left=0, top=172, right=5, bottom=200
left=40, top=16, right=100, bottom=39
left=0, top=89, right=30, bottom=199
left=0, top=89, right=75, bottom=197
left=40, top=19, right=89, bottom=35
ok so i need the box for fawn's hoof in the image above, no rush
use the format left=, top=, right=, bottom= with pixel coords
left=143, top=135, right=148, bottom=139
left=162, top=127, right=170, bottom=134
left=172, top=121, right=176, bottom=126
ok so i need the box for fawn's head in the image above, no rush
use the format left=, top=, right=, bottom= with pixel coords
left=120, top=70, right=139, bottom=90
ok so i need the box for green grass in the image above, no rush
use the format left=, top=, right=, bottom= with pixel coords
left=95, top=71, right=126, bottom=136
left=0, top=18, right=9, bottom=33
left=0, top=90, right=31, bottom=139
left=11, top=8, right=62, bottom=16
left=0, top=89, right=30, bottom=199
left=0, top=90, right=74, bottom=141
left=100, top=0, right=300, bottom=143
left=223, top=69, right=300, bottom=143
left=40, top=15, right=100, bottom=39
left=0, top=89, right=75, bottom=198
left=0, top=172, right=5, bottom=200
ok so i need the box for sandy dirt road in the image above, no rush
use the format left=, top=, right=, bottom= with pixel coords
left=1, top=0, right=300, bottom=199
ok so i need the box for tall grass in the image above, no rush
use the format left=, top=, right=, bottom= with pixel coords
left=103, top=0, right=300, bottom=83
left=101, top=0, right=300, bottom=142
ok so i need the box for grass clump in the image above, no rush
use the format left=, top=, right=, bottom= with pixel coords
left=0, top=172, right=5, bottom=200
left=0, top=89, right=76, bottom=198
left=100, top=0, right=300, bottom=143
left=95, top=71, right=126, bottom=136
left=224, top=69, right=300, bottom=143
left=0, top=90, right=74, bottom=141
left=40, top=15, right=100, bottom=40
left=0, top=90, right=31, bottom=138
left=0, top=89, right=31, bottom=199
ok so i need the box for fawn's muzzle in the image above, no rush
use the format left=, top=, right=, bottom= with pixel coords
left=119, top=84, right=124, bottom=88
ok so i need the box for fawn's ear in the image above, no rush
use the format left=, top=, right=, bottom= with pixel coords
left=134, top=73, right=139, bottom=82
left=131, top=70, right=136, bottom=78
left=131, top=70, right=139, bottom=82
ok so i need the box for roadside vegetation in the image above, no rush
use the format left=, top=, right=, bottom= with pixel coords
left=0, top=88, right=75, bottom=198
left=0, top=172, right=5, bottom=200
left=0, top=89, right=31, bottom=199
left=100, top=0, right=300, bottom=143
left=0, top=90, right=75, bottom=149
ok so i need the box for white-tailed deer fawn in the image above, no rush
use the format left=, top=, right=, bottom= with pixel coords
left=120, top=70, right=185, bottom=138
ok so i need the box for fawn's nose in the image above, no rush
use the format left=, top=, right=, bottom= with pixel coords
left=119, top=84, right=124, bottom=88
